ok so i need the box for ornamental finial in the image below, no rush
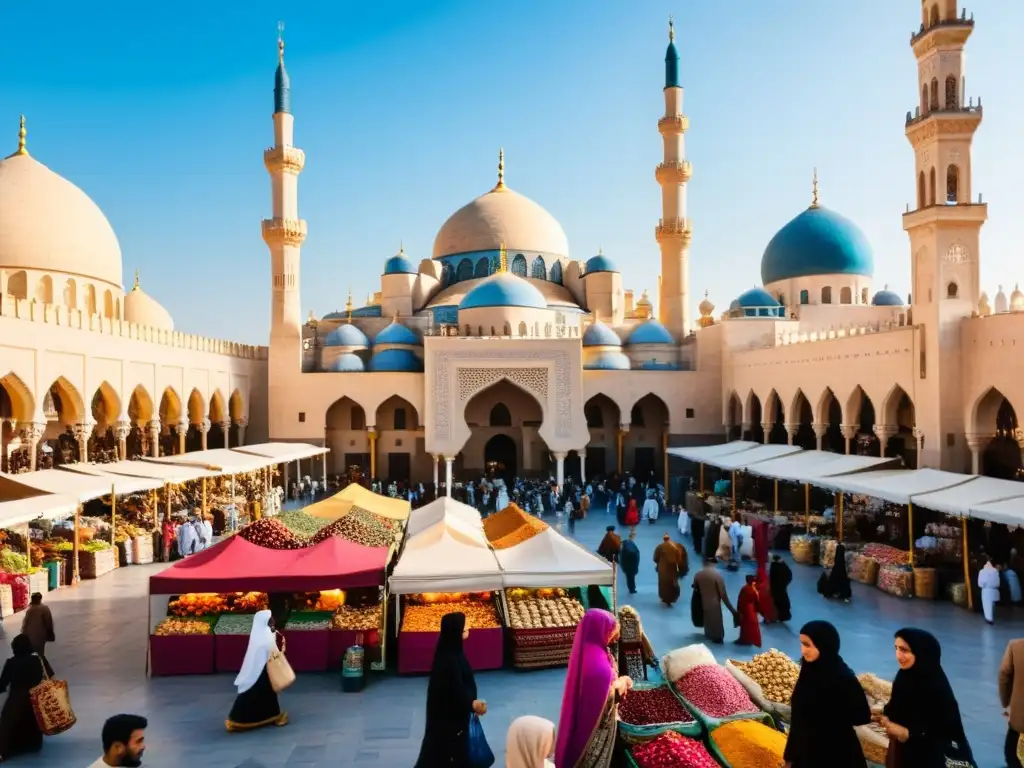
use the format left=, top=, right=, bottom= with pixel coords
left=668, top=15, right=675, bottom=42
left=345, top=287, right=353, bottom=321
left=810, top=167, right=820, bottom=208
left=398, top=239, right=404, bottom=255
left=277, top=21, right=285, bottom=63
left=15, top=115, right=27, bottom=156
left=598, top=246, right=603, bottom=255
left=498, top=242, right=508, bottom=273
left=493, top=148, right=506, bottom=191
left=133, top=269, right=140, bottom=290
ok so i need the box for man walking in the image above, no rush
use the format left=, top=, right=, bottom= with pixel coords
left=999, top=637, right=1024, bottom=767
left=21, top=592, right=54, bottom=662
left=619, top=532, right=640, bottom=594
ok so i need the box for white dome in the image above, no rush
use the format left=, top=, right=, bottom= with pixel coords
left=0, top=153, right=123, bottom=288
left=123, top=279, right=174, bottom=331
left=433, top=186, right=569, bottom=259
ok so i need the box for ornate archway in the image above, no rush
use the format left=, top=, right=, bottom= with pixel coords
left=584, top=394, right=620, bottom=479
left=973, top=387, right=1022, bottom=479
left=326, top=396, right=369, bottom=478
left=484, top=434, right=518, bottom=482
left=460, top=379, right=543, bottom=479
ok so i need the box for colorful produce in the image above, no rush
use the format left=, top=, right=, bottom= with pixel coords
left=508, top=596, right=584, bottom=630
left=877, top=565, right=913, bottom=597
left=310, top=509, right=395, bottom=549
left=231, top=592, right=269, bottom=613
left=482, top=504, right=547, bottom=549
left=155, top=617, right=212, bottom=636
left=169, top=593, right=229, bottom=617
left=214, top=614, right=255, bottom=635
left=401, top=600, right=501, bottom=632
left=710, top=720, right=786, bottom=768
left=618, top=685, right=694, bottom=726
left=276, top=511, right=331, bottom=536
left=675, top=664, right=759, bottom=719
left=630, top=731, right=718, bottom=768
left=0, top=573, right=29, bottom=609
left=861, top=543, right=909, bottom=566
left=286, top=617, right=330, bottom=631
left=330, top=604, right=380, bottom=631
left=730, top=649, right=800, bottom=704
left=661, top=644, right=717, bottom=683
left=80, top=540, right=112, bottom=552
left=238, top=518, right=306, bottom=550
left=0, top=548, right=30, bottom=574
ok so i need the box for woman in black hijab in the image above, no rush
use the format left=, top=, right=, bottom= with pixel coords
left=0, top=634, right=52, bottom=760
left=414, top=612, right=487, bottom=768
left=784, top=620, right=871, bottom=768
left=818, top=543, right=853, bottom=601
left=881, top=628, right=973, bottom=767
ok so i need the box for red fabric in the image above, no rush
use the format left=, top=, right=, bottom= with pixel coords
left=162, top=521, right=174, bottom=547
left=752, top=519, right=769, bottom=567
left=148, top=534, right=388, bottom=594
left=755, top=565, right=777, bottom=622
left=624, top=499, right=640, bottom=526
left=737, top=584, right=762, bottom=647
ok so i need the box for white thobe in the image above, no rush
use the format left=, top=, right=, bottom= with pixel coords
left=979, top=565, right=1000, bottom=622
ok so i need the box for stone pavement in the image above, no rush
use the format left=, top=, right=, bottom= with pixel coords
left=3, top=508, right=1012, bottom=766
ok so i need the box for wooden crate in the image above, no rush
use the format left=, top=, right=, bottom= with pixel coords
left=79, top=548, right=116, bottom=579
left=0, top=584, right=13, bottom=618
left=131, top=535, right=154, bottom=565
left=27, top=569, right=48, bottom=596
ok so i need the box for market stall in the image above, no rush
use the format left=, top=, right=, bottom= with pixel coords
left=390, top=497, right=504, bottom=673
left=0, top=493, right=81, bottom=610
left=304, top=482, right=412, bottom=525
left=148, top=533, right=389, bottom=676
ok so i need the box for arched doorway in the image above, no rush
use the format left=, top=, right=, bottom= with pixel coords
left=462, top=379, right=544, bottom=479
left=484, top=434, right=517, bottom=482
left=584, top=393, right=621, bottom=479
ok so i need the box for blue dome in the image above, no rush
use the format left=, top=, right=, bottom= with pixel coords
left=324, top=323, right=370, bottom=348
left=368, top=349, right=423, bottom=373
left=582, top=321, right=622, bottom=347
left=374, top=321, right=420, bottom=346
left=458, top=273, right=547, bottom=310
left=585, top=254, right=619, bottom=274
left=383, top=254, right=416, bottom=275
left=330, top=353, right=365, bottom=372
left=735, top=287, right=780, bottom=308
left=872, top=288, right=905, bottom=306
left=585, top=351, right=631, bottom=371
left=626, top=320, right=674, bottom=346
left=760, top=206, right=874, bottom=285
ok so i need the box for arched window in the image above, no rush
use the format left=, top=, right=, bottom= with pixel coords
left=585, top=404, right=604, bottom=428
left=921, top=84, right=929, bottom=115
left=456, top=258, right=474, bottom=283
left=861, top=287, right=869, bottom=304
left=946, top=282, right=958, bottom=299
left=549, top=261, right=563, bottom=285
left=946, top=164, right=959, bottom=203
left=840, top=286, right=852, bottom=304
left=799, top=289, right=809, bottom=305
left=490, top=403, right=511, bottom=427
left=474, top=258, right=489, bottom=279
left=821, top=286, right=832, bottom=304
left=464, top=324, right=471, bottom=336
left=944, top=76, right=958, bottom=109
left=917, top=171, right=926, bottom=209
left=103, top=290, right=114, bottom=318
left=393, top=407, right=406, bottom=430
left=531, top=256, right=546, bottom=279
left=63, top=279, right=77, bottom=309
left=36, top=275, right=53, bottom=304
left=630, top=403, right=645, bottom=427
left=518, top=321, right=527, bottom=337
left=929, top=167, right=936, bottom=205
left=929, top=78, right=939, bottom=111
left=350, top=405, right=365, bottom=431
left=85, top=284, right=96, bottom=315
left=511, top=254, right=528, bottom=277
left=778, top=293, right=785, bottom=306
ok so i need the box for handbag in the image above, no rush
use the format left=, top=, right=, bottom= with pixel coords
left=466, top=713, right=495, bottom=768
left=29, top=657, right=76, bottom=735
left=266, top=632, right=296, bottom=693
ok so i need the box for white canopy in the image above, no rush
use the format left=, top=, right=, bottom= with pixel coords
left=406, top=497, right=484, bottom=538
left=969, top=497, right=1024, bottom=526
left=668, top=441, right=759, bottom=463
left=145, top=448, right=268, bottom=475
left=234, top=442, right=329, bottom=463
left=0, top=468, right=162, bottom=503
left=705, top=443, right=803, bottom=471
left=389, top=518, right=503, bottom=593
left=745, top=450, right=898, bottom=483
left=494, top=527, right=614, bottom=588
left=0, top=494, right=80, bottom=526
left=64, top=460, right=216, bottom=484
left=911, top=475, right=1024, bottom=517
left=815, top=468, right=975, bottom=505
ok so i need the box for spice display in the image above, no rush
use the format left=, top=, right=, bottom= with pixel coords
left=169, top=593, right=229, bottom=617
left=238, top=518, right=306, bottom=550
left=618, top=685, right=694, bottom=726
left=877, top=566, right=913, bottom=598
left=730, top=649, right=800, bottom=704
left=675, top=664, right=759, bottom=719
left=402, top=600, right=501, bottom=632
left=710, top=719, right=786, bottom=768
left=508, top=591, right=584, bottom=630
left=155, top=617, right=212, bottom=636
left=861, top=543, right=908, bottom=566
left=482, top=504, right=548, bottom=549
left=661, top=644, right=717, bottom=683
left=230, top=592, right=269, bottom=612
left=310, top=509, right=396, bottom=549
left=330, top=604, right=380, bottom=631
left=630, top=731, right=718, bottom=768
left=789, top=535, right=818, bottom=565
left=276, top=511, right=331, bottom=536
left=286, top=617, right=330, bottom=631
left=214, top=614, right=255, bottom=635
left=292, top=590, right=346, bottom=612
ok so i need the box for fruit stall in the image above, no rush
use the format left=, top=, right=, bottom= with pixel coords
left=390, top=497, right=506, bottom=673
left=147, top=533, right=389, bottom=676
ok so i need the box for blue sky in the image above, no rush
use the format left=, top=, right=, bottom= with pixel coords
left=5, top=0, right=1021, bottom=344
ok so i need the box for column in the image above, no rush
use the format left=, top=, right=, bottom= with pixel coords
left=811, top=422, right=828, bottom=451
left=432, top=454, right=439, bottom=490
left=760, top=422, right=772, bottom=444
left=840, top=424, right=858, bottom=455
left=235, top=418, right=247, bottom=447
left=147, top=419, right=161, bottom=458
left=283, top=462, right=290, bottom=497
left=723, top=423, right=733, bottom=441
left=741, top=421, right=752, bottom=441
left=218, top=420, right=231, bottom=450
left=784, top=423, right=799, bottom=446
left=965, top=434, right=993, bottom=475
left=114, top=420, right=131, bottom=461
left=72, top=422, right=92, bottom=463
left=199, top=418, right=211, bottom=450
left=367, top=427, right=377, bottom=479
left=1, top=419, right=10, bottom=473
left=176, top=419, right=189, bottom=454
left=553, top=452, right=566, bottom=491
left=912, top=427, right=924, bottom=469
left=617, top=425, right=629, bottom=474
left=321, top=450, right=327, bottom=488
left=872, top=424, right=897, bottom=457
left=445, top=456, right=454, bottom=496
left=578, top=451, right=586, bottom=485
left=20, top=423, right=45, bottom=471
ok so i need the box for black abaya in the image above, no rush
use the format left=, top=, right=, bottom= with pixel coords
left=227, top=668, right=282, bottom=728
left=0, top=635, right=50, bottom=760
left=769, top=559, right=793, bottom=621
left=823, top=544, right=853, bottom=600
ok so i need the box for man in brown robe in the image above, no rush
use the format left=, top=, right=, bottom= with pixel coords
left=672, top=539, right=689, bottom=580
left=653, top=534, right=681, bottom=606
left=21, top=592, right=55, bottom=660
left=597, top=526, right=622, bottom=563
left=692, top=558, right=737, bottom=643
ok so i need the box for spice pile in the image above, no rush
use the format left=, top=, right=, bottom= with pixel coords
left=630, top=731, right=718, bottom=768
left=401, top=600, right=501, bottom=632
left=286, top=616, right=330, bottom=631
left=169, top=593, right=229, bottom=617
left=155, top=617, right=212, bottom=636
left=618, top=685, right=694, bottom=726
left=482, top=504, right=548, bottom=549
left=730, top=649, right=800, bottom=704
left=675, top=664, right=759, bottom=719
left=310, top=509, right=396, bottom=548
left=507, top=594, right=584, bottom=630
left=661, top=644, right=717, bottom=682
left=877, top=566, right=913, bottom=597
left=276, top=511, right=331, bottom=537
left=214, top=614, right=255, bottom=635
left=330, top=604, right=380, bottom=631
left=238, top=519, right=306, bottom=549
left=710, top=720, right=786, bottom=768
left=861, top=543, right=909, bottom=566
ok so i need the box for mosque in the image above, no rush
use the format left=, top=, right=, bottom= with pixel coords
left=2, top=2, right=1022, bottom=488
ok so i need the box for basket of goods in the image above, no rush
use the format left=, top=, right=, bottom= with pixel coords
left=660, top=644, right=717, bottom=683
left=238, top=518, right=306, bottom=549
left=0, top=583, right=13, bottom=618
left=861, top=543, right=909, bottom=566
left=27, top=568, right=48, bottom=595
left=0, top=573, right=30, bottom=612
left=78, top=542, right=115, bottom=579
left=789, top=535, right=818, bottom=565
left=821, top=538, right=838, bottom=569
left=131, top=534, right=154, bottom=565
left=330, top=605, right=381, bottom=632
left=154, top=616, right=215, bottom=635
left=482, top=504, right=548, bottom=549
left=626, top=730, right=719, bottom=768
left=617, top=682, right=701, bottom=743
left=309, top=508, right=397, bottom=549
left=947, top=582, right=968, bottom=607
left=707, top=719, right=787, bottom=768
left=913, top=567, right=937, bottom=600
left=856, top=673, right=892, bottom=764
left=672, top=663, right=768, bottom=728
left=401, top=599, right=502, bottom=632
left=726, top=649, right=800, bottom=721
left=853, top=555, right=880, bottom=585
left=877, top=565, right=913, bottom=598
left=507, top=588, right=585, bottom=669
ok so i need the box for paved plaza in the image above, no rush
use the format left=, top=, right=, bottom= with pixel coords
left=4, top=510, right=1013, bottom=767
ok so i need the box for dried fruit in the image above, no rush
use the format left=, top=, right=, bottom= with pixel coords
left=310, top=509, right=396, bottom=549
left=710, top=720, right=786, bottom=768
left=674, top=664, right=759, bottom=719
left=238, top=519, right=306, bottom=550
left=630, top=731, right=717, bottom=768
left=155, top=617, right=212, bottom=636
left=214, top=614, right=255, bottom=635
left=619, top=685, right=694, bottom=726
left=507, top=596, right=584, bottom=630
left=330, top=604, right=380, bottom=631
left=731, top=649, right=800, bottom=704
left=169, top=593, right=228, bottom=617
left=401, top=601, right=501, bottom=632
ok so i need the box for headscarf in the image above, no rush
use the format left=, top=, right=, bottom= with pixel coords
left=791, top=621, right=854, bottom=709
left=555, top=609, right=618, bottom=768
left=433, top=611, right=466, bottom=663
left=10, top=634, right=33, bottom=657
left=234, top=610, right=276, bottom=693
left=885, top=627, right=965, bottom=745
left=506, top=715, right=556, bottom=768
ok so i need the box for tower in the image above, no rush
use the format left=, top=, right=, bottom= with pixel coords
left=655, top=16, right=692, bottom=339
left=263, top=24, right=307, bottom=435
left=902, top=1, right=985, bottom=469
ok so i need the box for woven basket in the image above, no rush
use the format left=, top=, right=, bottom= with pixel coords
left=789, top=536, right=819, bottom=565
left=913, top=567, right=937, bottom=600
left=877, top=566, right=913, bottom=598
left=855, top=556, right=880, bottom=585
left=856, top=724, right=889, bottom=765
left=617, top=682, right=703, bottom=743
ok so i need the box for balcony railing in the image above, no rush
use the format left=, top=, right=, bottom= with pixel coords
left=905, top=102, right=982, bottom=126
left=910, top=12, right=974, bottom=45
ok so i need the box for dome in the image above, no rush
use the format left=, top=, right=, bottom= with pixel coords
left=626, top=320, right=674, bottom=345
left=1011, top=284, right=1024, bottom=313
left=584, top=351, right=631, bottom=371
left=330, top=353, right=365, bottom=372
left=123, top=276, right=174, bottom=331
left=458, top=272, right=547, bottom=310
left=735, top=287, right=780, bottom=308
left=383, top=250, right=416, bottom=275
left=698, top=291, right=715, bottom=316
left=872, top=285, right=904, bottom=306
left=582, top=321, right=622, bottom=347
left=368, top=349, right=423, bottom=373
left=374, top=320, right=420, bottom=346
left=995, top=286, right=1009, bottom=314
left=433, top=186, right=569, bottom=259
left=584, top=253, right=618, bottom=275
left=0, top=151, right=123, bottom=288
left=760, top=206, right=873, bottom=285
left=324, top=323, right=370, bottom=348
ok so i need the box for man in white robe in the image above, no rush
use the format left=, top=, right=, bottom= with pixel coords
left=980, top=558, right=1001, bottom=624
left=177, top=518, right=197, bottom=558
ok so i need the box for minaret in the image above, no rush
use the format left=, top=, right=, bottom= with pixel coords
left=655, top=16, right=692, bottom=339
left=902, top=1, right=985, bottom=469
left=263, top=23, right=307, bottom=434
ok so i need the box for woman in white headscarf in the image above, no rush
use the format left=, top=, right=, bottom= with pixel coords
left=225, top=610, right=288, bottom=731
left=506, top=716, right=555, bottom=768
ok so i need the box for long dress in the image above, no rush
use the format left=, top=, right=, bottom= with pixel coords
left=821, top=543, right=853, bottom=600
left=653, top=540, right=681, bottom=606
left=624, top=500, right=639, bottom=527
left=770, top=560, right=793, bottom=621
left=693, top=566, right=736, bottom=643
left=755, top=565, right=777, bottom=623
left=980, top=564, right=1001, bottom=622
left=227, top=610, right=286, bottom=731
left=736, top=582, right=762, bottom=647
left=619, top=540, right=640, bottom=594
left=0, top=637, right=49, bottom=760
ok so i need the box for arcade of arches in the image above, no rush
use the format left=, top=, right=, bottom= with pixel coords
left=0, top=375, right=248, bottom=474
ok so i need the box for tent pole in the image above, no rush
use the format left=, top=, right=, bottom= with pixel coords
left=773, top=479, right=778, bottom=515
left=72, top=504, right=81, bottom=585
left=699, top=463, right=704, bottom=494
left=151, top=488, right=158, bottom=529
left=24, top=522, right=30, bottom=565
left=837, top=492, right=844, bottom=542
left=907, top=502, right=915, bottom=567
left=961, top=518, right=973, bottom=610
left=662, top=431, right=669, bottom=504
left=201, top=477, right=208, bottom=517
left=804, top=483, right=810, bottom=532
left=110, top=483, right=117, bottom=547
left=731, top=470, right=737, bottom=512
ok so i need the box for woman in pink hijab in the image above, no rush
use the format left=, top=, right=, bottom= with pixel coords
left=555, top=608, right=633, bottom=768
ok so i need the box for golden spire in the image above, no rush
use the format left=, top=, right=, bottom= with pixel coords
left=810, top=167, right=820, bottom=208
left=132, top=269, right=140, bottom=291
left=277, top=21, right=285, bottom=63
left=366, top=292, right=373, bottom=306
left=345, top=287, right=353, bottom=321
left=492, top=148, right=506, bottom=192
left=498, top=242, right=508, bottom=273
left=14, top=115, right=27, bottom=157
left=398, top=239, right=404, bottom=255
left=668, top=15, right=675, bottom=42
left=598, top=246, right=603, bottom=255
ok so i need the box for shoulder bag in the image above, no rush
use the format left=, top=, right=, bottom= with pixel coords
left=266, top=631, right=296, bottom=693
left=29, top=657, right=76, bottom=735
left=467, top=713, right=495, bottom=768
